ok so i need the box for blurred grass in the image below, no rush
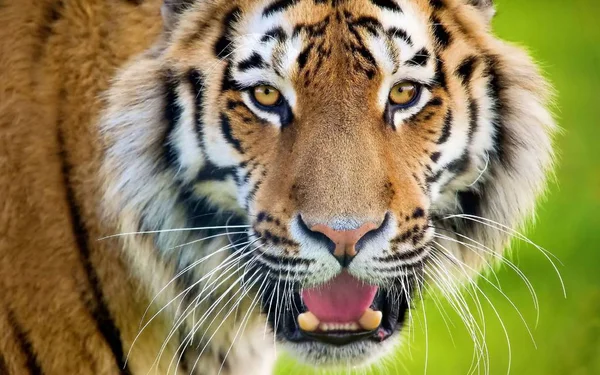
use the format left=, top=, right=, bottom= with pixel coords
left=275, top=0, right=600, bottom=373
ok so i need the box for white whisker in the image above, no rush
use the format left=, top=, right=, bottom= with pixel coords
left=217, top=272, right=270, bottom=375
left=442, top=214, right=566, bottom=297
left=98, top=225, right=251, bottom=240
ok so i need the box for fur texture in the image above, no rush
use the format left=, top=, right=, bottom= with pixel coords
left=0, top=0, right=554, bottom=373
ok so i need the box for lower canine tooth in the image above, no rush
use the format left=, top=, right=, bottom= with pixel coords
left=298, top=312, right=320, bottom=332
left=358, top=308, right=383, bottom=331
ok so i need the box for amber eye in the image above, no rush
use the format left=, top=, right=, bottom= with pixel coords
left=389, top=81, right=419, bottom=107
left=252, top=85, right=282, bottom=107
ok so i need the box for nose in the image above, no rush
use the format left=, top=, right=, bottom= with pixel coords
left=298, top=215, right=388, bottom=267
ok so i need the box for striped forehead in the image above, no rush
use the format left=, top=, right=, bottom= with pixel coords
left=230, top=0, right=301, bottom=106
left=368, top=0, right=434, bottom=73
left=229, top=0, right=436, bottom=94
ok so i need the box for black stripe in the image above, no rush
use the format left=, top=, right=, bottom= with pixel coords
left=427, top=97, right=444, bottom=107
left=467, top=99, right=479, bottom=141
left=293, top=16, right=330, bottom=38
left=255, top=251, right=312, bottom=267
left=214, top=7, right=241, bottom=58
left=178, top=188, right=247, bottom=237
left=163, top=72, right=183, bottom=169
left=7, top=310, right=43, bottom=375
left=196, top=161, right=237, bottom=182
left=372, top=261, right=423, bottom=273
left=370, top=0, right=402, bottom=12
left=218, top=351, right=231, bottom=373
left=220, top=113, right=243, bottom=153
left=256, top=211, right=281, bottom=224
left=405, top=48, right=430, bottom=66
left=174, top=189, right=248, bottom=293
left=457, top=189, right=483, bottom=216
left=238, top=53, right=267, bottom=72
left=456, top=56, right=478, bottom=85
left=387, top=27, right=413, bottom=46
left=437, top=110, right=452, bottom=144
left=0, top=352, right=7, bottom=375
left=430, top=16, right=452, bottom=48
left=429, top=0, right=445, bottom=9
left=261, top=27, right=287, bottom=43
left=36, top=0, right=63, bottom=60
left=426, top=169, right=443, bottom=184
left=297, top=42, right=313, bottom=70
left=260, top=229, right=296, bottom=248
left=245, top=175, right=263, bottom=209
left=485, top=56, right=509, bottom=164
left=220, top=63, right=245, bottom=92
left=263, top=0, right=299, bottom=16
left=434, top=58, right=447, bottom=88
left=412, top=207, right=425, bottom=219
left=178, top=344, right=193, bottom=375
left=446, top=150, right=470, bottom=174
left=353, top=16, right=383, bottom=36
left=456, top=57, right=480, bottom=144
left=227, top=99, right=242, bottom=110
left=57, top=132, right=131, bottom=375
left=355, top=45, right=377, bottom=67
left=376, top=247, right=426, bottom=262
left=188, top=69, right=206, bottom=150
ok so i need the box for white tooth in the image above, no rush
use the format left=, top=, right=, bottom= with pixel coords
left=358, top=308, right=383, bottom=331
left=321, top=323, right=329, bottom=331
left=350, top=322, right=359, bottom=331
left=344, top=323, right=351, bottom=330
left=298, top=312, right=320, bottom=332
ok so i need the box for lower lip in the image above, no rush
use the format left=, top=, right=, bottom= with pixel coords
left=300, top=328, right=380, bottom=346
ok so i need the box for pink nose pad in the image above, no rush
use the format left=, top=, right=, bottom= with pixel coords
left=310, top=222, right=380, bottom=259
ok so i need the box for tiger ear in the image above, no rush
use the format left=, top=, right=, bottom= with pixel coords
left=466, top=0, right=496, bottom=23
left=162, top=0, right=195, bottom=31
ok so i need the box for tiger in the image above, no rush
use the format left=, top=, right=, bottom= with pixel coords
left=0, top=0, right=555, bottom=373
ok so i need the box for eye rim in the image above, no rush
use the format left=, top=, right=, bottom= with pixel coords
left=388, top=81, right=422, bottom=109
left=250, top=84, right=283, bottom=109
left=243, top=83, right=294, bottom=127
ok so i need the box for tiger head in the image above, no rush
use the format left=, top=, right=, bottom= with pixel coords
left=102, top=0, right=554, bottom=368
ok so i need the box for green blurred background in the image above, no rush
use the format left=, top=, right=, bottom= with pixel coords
left=276, top=0, right=600, bottom=373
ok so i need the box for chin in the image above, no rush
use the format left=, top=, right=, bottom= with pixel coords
left=283, top=334, right=401, bottom=367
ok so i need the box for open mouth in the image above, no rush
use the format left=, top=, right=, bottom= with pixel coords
left=262, top=271, right=412, bottom=346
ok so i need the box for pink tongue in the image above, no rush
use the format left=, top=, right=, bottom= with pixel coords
left=301, top=272, right=378, bottom=323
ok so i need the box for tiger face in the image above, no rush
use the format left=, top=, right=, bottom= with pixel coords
left=103, top=0, right=554, bottom=369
